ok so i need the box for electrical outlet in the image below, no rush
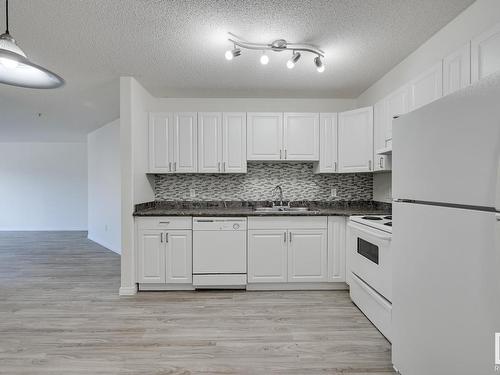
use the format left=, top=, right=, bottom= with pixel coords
left=330, top=188, right=338, bottom=198
left=189, top=188, right=196, bottom=198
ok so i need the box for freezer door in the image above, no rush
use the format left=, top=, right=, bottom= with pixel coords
left=392, top=202, right=500, bottom=375
left=392, top=75, right=500, bottom=207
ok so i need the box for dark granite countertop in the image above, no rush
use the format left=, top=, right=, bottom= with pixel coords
left=134, top=201, right=391, bottom=217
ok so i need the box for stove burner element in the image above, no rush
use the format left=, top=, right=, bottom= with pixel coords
left=384, top=222, right=392, bottom=227
left=384, top=215, right=392, bottom=220
left=362, top=216, right=383, bottom=220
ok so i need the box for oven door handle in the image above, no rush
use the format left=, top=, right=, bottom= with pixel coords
left=347, top=222, right=392, bottom=241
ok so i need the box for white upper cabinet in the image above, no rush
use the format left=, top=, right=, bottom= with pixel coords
left=198, top=112, right=222, bottom=173
left=314, top=113, right=338, bottom=173
left=283, top=113, right=319, bottom=160
left=149, top=112, right=174, bottom=173
left=443, top=43, right=471, bottom=96
left=222, top=112, right=247, bottom=173
left=247, top=112, right=283, bottom=160
left=338, top=107, right=374, bottom=173
left=471, top=22, right=500, bottom=83
left=408, top=62, right=443, bottom=111
left=173, top=112, right=198, bottom=173
left=373, top=101, right=391, bottom=172
left=384, top=85, right=409, bottom=145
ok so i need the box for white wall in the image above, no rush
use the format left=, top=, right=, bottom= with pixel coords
left=0, top=142, right=87, bottom=230
left=357, top=0, right=500, bottom=202
left=87, top=119, right=121, bottom=254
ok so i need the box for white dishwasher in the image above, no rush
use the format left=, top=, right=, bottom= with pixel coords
left=192, top=217, right=247, bottom=288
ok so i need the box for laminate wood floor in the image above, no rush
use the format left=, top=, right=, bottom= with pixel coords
left=0, top=232, right=395, bottom=375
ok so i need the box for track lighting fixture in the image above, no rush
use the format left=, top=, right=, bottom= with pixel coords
left=286, top=51, right=301, bottom=69
left=225, top=32, right=325, bottom=73
left=225, top=46, right=241, bottom=60
left=314, top=56, right=325, bottom=73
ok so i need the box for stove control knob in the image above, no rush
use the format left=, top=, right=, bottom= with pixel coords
left=233, top=223, right=240, bottom=230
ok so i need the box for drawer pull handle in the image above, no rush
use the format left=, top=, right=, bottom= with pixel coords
left=159, top=221, right=170, bottom=224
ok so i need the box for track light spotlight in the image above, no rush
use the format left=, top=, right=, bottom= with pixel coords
left=286, top=51, right=301, bottom=69
left=225, top=47, right=241, bottom=60
left=314, top=56, right=325, bottom=73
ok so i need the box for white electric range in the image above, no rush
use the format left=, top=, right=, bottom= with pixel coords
left=347, top=214, right=393, bottom=341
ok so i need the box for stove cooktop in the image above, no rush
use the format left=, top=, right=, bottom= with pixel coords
left=350, top=214, right=392, bottom=233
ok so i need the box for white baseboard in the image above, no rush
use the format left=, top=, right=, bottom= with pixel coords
left=119, top=285, right=138, bottom=296
left=246, top=282, right=348, bottom=291
left=87, top=234, right=121, bottom=254
left=138, top=283, right=195, bottom=291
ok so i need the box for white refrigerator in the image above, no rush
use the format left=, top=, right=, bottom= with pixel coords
left=392, top=74, right=500, bottom=375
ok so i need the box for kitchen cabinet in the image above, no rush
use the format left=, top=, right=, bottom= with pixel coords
left=443, top=43, right=471, bottom=96
left=384, top=85, right=409, bottom=148
left=328, top=216, right=346, bottom=282
left=287, top=229, right=327, bottom=282
left=198, top=112, right=247, bottom=173
left=373, top=101, right=391, bottom=172
left=313, top=113, right=338, bottom=173
left=408, top=62, right=443, bottom=111
left=247, top=217, right=330, bottom=284
left=471, top=22, right=500, bottom=83
left=136, top=217, right=193, bottom=286
left=283, top=113, right=319, bottom=160
left=247, top=112, right=283, bottom=160
left=148, top=112, right=173, bottom=173
left=338, top=107, right=374, bottom=173
left=247, top=112, right=319, bottom=161
left=247, top=230, right=288, bottom=283
left=148, top=112, right=197, bottom=173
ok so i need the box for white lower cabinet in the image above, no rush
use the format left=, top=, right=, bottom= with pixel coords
left=247, top=230, right=288, bottom=283
left=247, top=217, right=341, bottom=285
left=136, top=218, right=192, bottom=287
left=328, top=217, right=346, bottom=282
left=288, top=229, right=327, bottom=282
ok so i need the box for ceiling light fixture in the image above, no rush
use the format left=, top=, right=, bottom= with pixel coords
left=259, top=51, right=269, bottom=65
left=225, top=45, right=241, bottom=61
left=314, top=56, right=325, bottom=73
left=286, top=51, right=301, bottom=69
left=0, top=0, right=64, bottom=89
left=225, top=32, right=325, bottom=73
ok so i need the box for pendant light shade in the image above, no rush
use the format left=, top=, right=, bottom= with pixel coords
left=0, top=0, right=64, bottom=89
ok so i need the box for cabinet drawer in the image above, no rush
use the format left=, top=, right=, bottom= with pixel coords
left=248, top=216, right=327, bottom=230
left=136, top=217, right=192, bottom=230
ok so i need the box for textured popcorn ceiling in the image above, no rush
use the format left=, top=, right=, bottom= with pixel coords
left=0, top=0, right=474, bottom=141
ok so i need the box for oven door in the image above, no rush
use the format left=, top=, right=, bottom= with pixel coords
left=347, top=221, right=392, bottom=302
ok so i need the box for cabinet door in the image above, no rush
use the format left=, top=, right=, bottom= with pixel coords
left=443, top=43, right=471, bottom=96
left=288, top=229, right=327, bottom=282
left=283, top=113, right=319, bottom=160
left=247, top=113, right=283, bottom=160
left=471, top=22, right=500, bottom=83
left=165, top=230, right=192, bottom=284
left=409, top=62, right=443, bottom=111
left=315, top=113, right=338, bottom=173
left=173, top=112, right=198, bottom=173
left=248, top=230, right=288, bottom=283
left=338, top=107, right=374, bottom=173
left=137, top=230, right=165, bottom=283
left=385, top=85, right=409, bottom=144
left=222, top=112, right=247, bottom=173
left=149, top=112, right=173, bottom=173
left=328, top=217, right=346, bottom=282
left=198, top=112, right=222, bottom=173
left=373, top=101, right=391, bottom=172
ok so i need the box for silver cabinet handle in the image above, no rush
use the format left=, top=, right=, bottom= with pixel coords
left=379, top=157, right=383, bottom=168
left=160, top=233, right=163, bottom=243
left=218, top=162, right=221, bottom=172
left=223, top=162, right=226, bottom=172
left=289, top=232, right=292, bottom=242
left=284, top=149, right=287, bottom=159
left=334, top=161, right=337, bottom=172
left=284, top=231, right=286, bottom=242
left=173, top=162, right=177, bottom=172
left=159, top=221, right=170, bottom=224
left=368, top=160, right=372, bottom=171
left=169, top=162, right=172, bottom=172
left=280, top=149, right=282, bottom=159
left=165, top=233, right=169, bottom=243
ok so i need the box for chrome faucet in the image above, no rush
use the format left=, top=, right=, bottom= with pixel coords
left=272, top=185, right=284, bottom=208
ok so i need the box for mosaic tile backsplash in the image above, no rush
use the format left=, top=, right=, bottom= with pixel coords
left=155, top=162, right=373, bottom=201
